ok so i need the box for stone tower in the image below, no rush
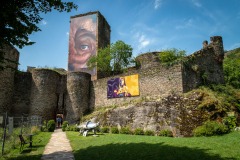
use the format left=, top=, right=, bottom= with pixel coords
left=68, top=11, right=111, bottom=80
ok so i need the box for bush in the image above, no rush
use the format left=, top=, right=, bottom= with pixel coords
left=134, top=128, right=144, bottom=135
left=159, top=129, right=173, bottom=137
left=47, top=120, right=56, bottom=132
left=223, top=116, right=237, bottom=131
left=31, top=126, right=40, bottom=134
left=64, top=124, right=80, bottom=132
left=65, top=126, right=70, bottom=131
left=159, top=48, right=186, bottom=64
left=144, top=130, right=155, bottom=136
left=193, top=121, right=229, bottom=137
left=119, top=127, right=132, bottom=135
left=41, top=120, right=48, bottom=132
left=101, top=126, right=110, bottom=133
left=111, top=127, right=119, bottom=134
left=62, top=121, right=68, bottom=131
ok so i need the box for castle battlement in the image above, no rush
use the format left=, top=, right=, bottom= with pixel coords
left=0, top=36, right=225, bottom=124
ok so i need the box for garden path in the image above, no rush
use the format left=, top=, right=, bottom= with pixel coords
left=41, top=128, right=75, bottom=160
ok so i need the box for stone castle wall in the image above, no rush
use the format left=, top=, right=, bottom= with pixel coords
left=11, top=72, right=32, bottom=116
left=90, top=63, right=183, bottom=109
left=182, top=36, right=224, bottom=92
left=0, top=45, right=19, bottom=113
left=0, top=35, right=225, bottom=131
left=66, top=72, right=91, bottom=123
left=28, top=69, right=61, bottom=120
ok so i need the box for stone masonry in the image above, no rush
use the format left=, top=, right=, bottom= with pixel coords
left=0, top=15, right=225, bottom=137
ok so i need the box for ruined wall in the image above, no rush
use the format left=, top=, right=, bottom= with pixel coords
left=1, top=35, right=225, bottom=130
left=182, top=36, right=225, bottom=92
left=0, top=44, right=19, bottom=113
left=66, top=72, right=91, bottom=123
left=90, top=62, right=183, bottom=109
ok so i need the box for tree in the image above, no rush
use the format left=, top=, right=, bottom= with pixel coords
left=0, top=0, right=78, bottom=69
left=159, top=48, right=186, bottom=63
left=111, top=40, right=133, bottom=72
left=223, top=48, right=240, bottom=89
left=87, top=45, right=112, bottom=73
left=87, top=40, right=134, bottom=74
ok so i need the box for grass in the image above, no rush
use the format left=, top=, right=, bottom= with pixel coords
left=67, top=131, right=240, bottom=160
left=0, top=132, right=52, bottom=160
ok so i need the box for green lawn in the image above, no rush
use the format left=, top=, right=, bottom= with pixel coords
left=0, top=132, right=52, bottom=160
left=67, top=131, right=240, bottom=160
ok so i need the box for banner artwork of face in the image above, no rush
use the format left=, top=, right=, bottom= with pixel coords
left=68, top=14, right=97, bottom=75
left=107, top=74, right=139, bottom=98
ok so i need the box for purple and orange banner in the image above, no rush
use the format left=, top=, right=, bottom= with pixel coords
left=107, top=74, right=139, bottom=98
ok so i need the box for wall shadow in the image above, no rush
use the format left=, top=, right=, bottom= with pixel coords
left=5, top=151, right=73, bottom=160
left=73, top=142, right=235, bottom=160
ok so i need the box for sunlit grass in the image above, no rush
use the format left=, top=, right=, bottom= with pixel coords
left=67, top=131, right=240, bottom=160
left=0, top=132, right=52, bottom=160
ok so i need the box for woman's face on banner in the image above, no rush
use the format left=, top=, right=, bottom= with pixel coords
left=71, top=28, right=96, bottom=69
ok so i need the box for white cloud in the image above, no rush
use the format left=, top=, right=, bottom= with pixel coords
left=41, top=20, right=47, bottom=25
left=229, top=43, right=240, bottom=50
left=191, top=0, right=202, bottom=7
left=66, top=32, right=69, bottom=36
left=133, top=32, right=150, bottom=52
left=154, top=0, right=162, bottom=10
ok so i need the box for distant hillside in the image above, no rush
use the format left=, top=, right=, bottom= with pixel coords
left=223, top=47, right=240, bottom=89
left=225, top=47, right=240, bottom=58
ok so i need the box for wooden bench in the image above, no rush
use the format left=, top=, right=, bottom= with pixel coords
left=19, top=134, right=33, bottom=151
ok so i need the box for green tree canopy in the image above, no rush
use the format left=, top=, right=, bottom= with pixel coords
left=111, top=40, right=133, bottom=72
left=87, top=40, right=134, bottom=74
left=0, top=0, right=78, bottom=69
left=223, top=48, right=240, bottom=89
left=159, top=48, right=186, bottom=63
left=87, top=45, right=112, bottom=73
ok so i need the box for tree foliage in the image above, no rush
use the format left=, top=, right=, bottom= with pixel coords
left=87, top=40, right=134, bottom=73
left=0, top=0, right=78, bottom=69
left=0, top=0, right=77, bottom=49
left=111, top=40, right=133, bottom=72
left=87, top=45, right=112, bottom=73
left=223, top=48, right=240, bottom=89
left=158, top=48, right=186, bottom=63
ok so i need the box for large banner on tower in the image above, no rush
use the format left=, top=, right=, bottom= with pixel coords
left=68, top=13, right=97, bottom=76
left=107, top=74, right=140, bottom=98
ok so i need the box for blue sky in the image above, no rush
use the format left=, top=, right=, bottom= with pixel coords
left=18, top=0, right=240, bottom=71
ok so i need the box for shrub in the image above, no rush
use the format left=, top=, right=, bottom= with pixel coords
left=134, top=128, right=144, bottom=135
left=223, top=116, right=237, bottom=131
left=65, top=126, right=70, bottom=131
left=101, top=126, right=110, bottom=133
left=41, top=120, right=48, bottom=132
left=193, top=121, right=229, bottom=137
left=144, top=130, right=155, bottom=136
left=111, top=127, right=119, bottom=134
left=69, top=125, right=80, bottom=132
left=159, top=48, right=186, bottom=64
left=62, top=121, right=68, bottom=131
left=119, top=127, right=132, bottom=135
left=47, top=120, right=56, bottom=132
left=64, top=124, right=80, bottom=132
left=159, top=129, right=173, bottom=137
left=31, top=126, right=40, bottom=134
